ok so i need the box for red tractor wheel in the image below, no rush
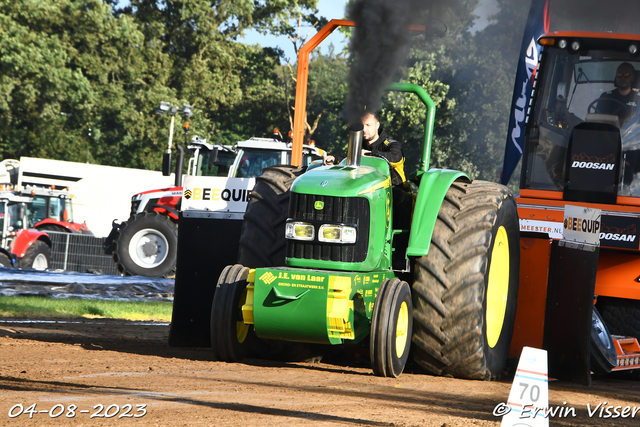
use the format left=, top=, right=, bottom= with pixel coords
left=112, top=212, right=177, bottom=278
left=21, top=240, right=51, bottom=270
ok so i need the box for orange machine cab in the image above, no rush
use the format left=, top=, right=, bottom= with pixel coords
left=509, top=31, right=640, bottom=354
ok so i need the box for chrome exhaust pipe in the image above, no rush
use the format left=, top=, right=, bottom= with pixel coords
left=346, top=123, right=364, bottom=167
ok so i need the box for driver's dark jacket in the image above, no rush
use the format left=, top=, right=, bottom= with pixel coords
left=597, top=89, right=639, bottom=126
left=366, top=130, right=406, bottom=185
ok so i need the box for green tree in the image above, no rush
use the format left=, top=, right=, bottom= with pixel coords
left=118, top=0, right=320, bottom=156
left=446, top=0, right=528, bottom=181
left=0, top=0, right=323, bottom=170
left=0, top=1, right=95, bottom=162
left=403, top=0, right=528, bottom=181
left=300, top=48, right=350, bottom=155
left=0, top=0, right=174, bottom=167
left=381, top=49, right=477, bottom=178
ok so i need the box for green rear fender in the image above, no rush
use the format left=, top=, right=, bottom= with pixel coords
left=407, top=170, right=470, bottom=257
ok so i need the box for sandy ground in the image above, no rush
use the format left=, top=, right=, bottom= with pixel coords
left=1, top=318, right=640, bottom=426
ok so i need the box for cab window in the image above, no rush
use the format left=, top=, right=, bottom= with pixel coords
left=236, top=149, right=282, bottom=178
left=286, top=152, right=323, bottom=167
left=27, top=196, right=47, bottom=227
left=197, top=149, right=236, bottom=177
left=523, top=46, right=640, bottom=194
left=7, top=203, right=23, bottom=230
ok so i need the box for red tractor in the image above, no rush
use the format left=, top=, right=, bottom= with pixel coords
left=0, top=185, right=89, bottom=269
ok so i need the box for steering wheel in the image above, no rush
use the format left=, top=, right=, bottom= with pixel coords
left=588, top=98, right=628, bottom=116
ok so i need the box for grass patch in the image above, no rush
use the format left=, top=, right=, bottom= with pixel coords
left=0, top=296, right=172, bottom=322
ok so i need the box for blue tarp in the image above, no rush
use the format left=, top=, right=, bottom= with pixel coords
left=0, top=268, right=174, bottom=302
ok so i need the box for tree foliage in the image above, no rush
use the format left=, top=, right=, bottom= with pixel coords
left=0, top=0, right=319, bottom=169
left=401, top=0, right=527, bottom=181
left=0, top=0, right=528, bottom=183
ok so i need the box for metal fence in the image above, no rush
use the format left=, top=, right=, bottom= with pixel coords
left=48, top=231, right=120, bottom=275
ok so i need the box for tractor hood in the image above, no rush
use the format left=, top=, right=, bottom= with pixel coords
left=291, top=157, right=391, bottom=197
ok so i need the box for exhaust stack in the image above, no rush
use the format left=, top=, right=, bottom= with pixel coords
left=346, top=123, right=364, bottom=167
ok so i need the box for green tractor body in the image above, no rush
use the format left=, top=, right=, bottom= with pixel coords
left=212, top=83, right=521, bottom=379
left=247, top=158, right=466, bottom=346
left=249, top=268, right=390, bottom=345
left=244, top=84, right=454, bottom=347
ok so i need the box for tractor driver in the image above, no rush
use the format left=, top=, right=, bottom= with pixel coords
left=594, top=62, right=639, bottom=127
left=324, top=112, right=406, bottom=185
left=324, top=112, right=411, bottom=228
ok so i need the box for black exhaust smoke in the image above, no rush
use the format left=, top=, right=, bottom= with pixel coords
left=345, top=1, right=475, bottom=124
left=346, top=1, right=459, bottom=122
left=345, top=0, right=420, bottom=124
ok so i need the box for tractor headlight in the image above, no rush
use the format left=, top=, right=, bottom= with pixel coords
left=285, top=222, right=315, bottom=241
left=318, top=224, right=357, bottom=244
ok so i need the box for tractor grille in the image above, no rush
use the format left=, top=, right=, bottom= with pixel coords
left=286, top=194, right=369, bottom=263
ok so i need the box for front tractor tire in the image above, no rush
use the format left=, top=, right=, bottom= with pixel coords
left=112, top=212, right=177, bottom=278
left=0, top=252, right=11, bottom=268
left=235, top=165, right=324, bottom=362
left=370, top=278, right=413, bottom=378
left=211, top=264, right=254, bottom=362
left=21, top=240, right=52, bottom=270
left=412, top=180, right=520, bottom=380
left=238, top=165, right=304, bottom=268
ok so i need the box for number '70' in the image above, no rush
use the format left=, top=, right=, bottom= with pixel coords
left=519, top=383, right=540, bottom=401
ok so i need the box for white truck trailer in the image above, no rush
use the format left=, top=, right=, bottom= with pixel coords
left=16, top=157, right=174, bottom=237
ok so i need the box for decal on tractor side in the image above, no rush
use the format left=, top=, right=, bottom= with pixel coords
left=564, top=217, right=600, bottom=234
left=519, top=219, right=563, bottom=239
left=181, top=175, right=255, bottom=212
left=186, top=187, right=250, bottom=202
left=571, top=161, right=615, bottom=170
left=519, top=216, right=640, bottom=250
left=600, top=216, right=640, bottom=250
left=563, top=205, right=601, bottom=246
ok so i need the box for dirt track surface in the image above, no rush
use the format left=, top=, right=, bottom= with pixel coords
left=1, top=318, right=640, bottom=426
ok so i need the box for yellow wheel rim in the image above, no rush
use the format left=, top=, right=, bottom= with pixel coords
left=237, top=287, right=249, bottom=344
left=486, top=226, right=509, bottom=348
left=395, top=301, right=409, bottom=358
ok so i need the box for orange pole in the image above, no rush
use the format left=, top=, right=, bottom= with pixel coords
left=290, top=20, right=425, bottom=166
left=291, top=19, right=355, bottom=167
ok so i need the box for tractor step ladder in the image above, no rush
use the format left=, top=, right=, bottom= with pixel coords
left=612, top=336, right=640, bottom=371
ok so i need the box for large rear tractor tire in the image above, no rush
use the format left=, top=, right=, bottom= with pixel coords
left=411, top=180, right=520, bottom=380
left=112, top=212, right=177, bottom=278
left=597, top=296, right=640, bottom=341
left=370, top=278, right=413, bottom=378
left=21, top=240, right=52, bottom=270
left=211, top=264, right=256, bottom=362
left=238, top=165, right=304, bottom=268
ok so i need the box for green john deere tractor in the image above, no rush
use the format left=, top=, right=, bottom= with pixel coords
left=210, top=83, right=521, bottom=379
